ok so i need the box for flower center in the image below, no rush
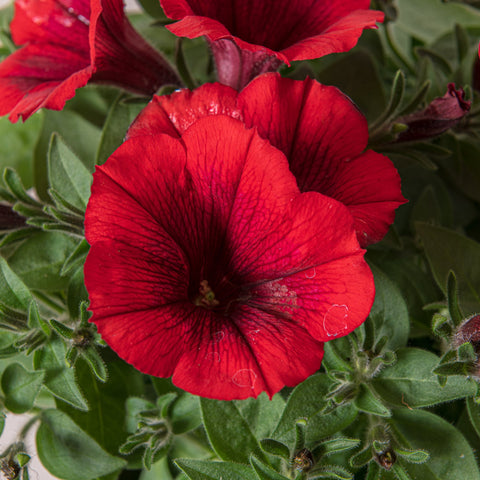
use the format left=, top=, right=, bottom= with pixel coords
left=195, top=280, right=220, bottom=309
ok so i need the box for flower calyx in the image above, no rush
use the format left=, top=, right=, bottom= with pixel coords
left=431, top=271, right=480, bottom=392
left=120, top=395, right=174, bottom=470
left=323, top=319, right=396, bottom=416
left=0, top=442, right=30, bottom=480
left=48, top=302, right=107, bottom=383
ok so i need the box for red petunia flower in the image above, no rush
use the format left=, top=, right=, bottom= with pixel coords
left=128, top=73, right=406, bottom=247
left=85, top=116, right=375, bottom=400
left=160, top=0, right=384, bottom=89
left=0, top=0, right=180, bottom=122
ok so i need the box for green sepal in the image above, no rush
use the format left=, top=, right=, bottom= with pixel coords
left=454, top=23, right=470, bottom=62
left=437, top=375, right=447, bottom=387
left=65, top=346, right=80, bottom=368
left=294, top=419, right=307, bottom=452
left=156, top=392, right=177, bottom=418
left=80, top=347, right=107, bottom=383
left=312, top=438, right=360, bottom=459
left=432, top=313, right=453, bottom=338
left=308, top=465, right=353, bottom=480
left=260, top=438, right=291, bottom=460
left=354, top=384, right=391, bottom=417
left=391, top=463, right=413, bottom=480
left=458, top=342, right=477, bottom=362
left=49, top=319, right=74, bottom=339
left=28, top=301, right=49, bottom=334
left=61, top=239, right=89, bottom=276
left=396, top=80, right=431, bottom=117
left=447, top=271, right=464, bottom=327
left=439, top=349, right=457, bottom=365
left=395, top=447, right=429, bottom=464
left=250, top=455, right=290, bottom=480
left=14, top=453, right=30, bottom=468
left=48, top=188, right=85, bottom=217
left=370, top=70, right=405, bottom=129
left=3, top=168, right=41, bottom=206
left=415, top=47, right=453, bottom=74
left=0, top=228, right=37, bottom=248
left=349, top=445, right=373, bottom=468
left=433, top=361, right=472, bottom=376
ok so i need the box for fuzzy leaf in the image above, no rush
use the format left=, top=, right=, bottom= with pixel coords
left=1, top=362, right=44, bottom=413
left=176, top=458, right=257, bottom=480
left=201, top=398, right=268, bottom=464
left=36, top=409, right=126, bottom=480
left=372, top=348, right=477, bottom=407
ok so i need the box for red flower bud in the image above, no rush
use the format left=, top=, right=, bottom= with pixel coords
left=395, top=84, right=471, bottom=142
left=454, top=314, right=480, bottom=355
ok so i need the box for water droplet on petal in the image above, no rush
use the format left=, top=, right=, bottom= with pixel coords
left=323, top=304, right=349, bottom=338
left=232, top=368, right=257, bottom=388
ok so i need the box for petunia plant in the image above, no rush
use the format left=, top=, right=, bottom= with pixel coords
left=0, top=0, right=479, bottom=479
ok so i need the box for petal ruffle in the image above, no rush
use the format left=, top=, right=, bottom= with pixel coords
left=0, top=44, right=91, bottom=121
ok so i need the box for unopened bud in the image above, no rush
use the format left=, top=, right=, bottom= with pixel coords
left=395, top=83, right=471, bottom=142
left=375, top=449, right=397, bottom=470
left=453, top=314, right=480, bottom=358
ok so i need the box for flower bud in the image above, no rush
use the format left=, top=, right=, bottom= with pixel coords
left=374, top=448, right=397, bottom=470
left=453, top=314, right=480, bottom=355
left=395, top=83, right=471, bottom=142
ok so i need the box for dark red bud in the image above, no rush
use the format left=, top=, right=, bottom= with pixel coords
left=454, top=314, right=480, bottom=355
left=293, top=448, right=314, bottom=472
left=395, top=83, right=471, bottom=142
left=374, top=449, right=397, bottom=470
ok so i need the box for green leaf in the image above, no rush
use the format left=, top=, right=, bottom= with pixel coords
left=235, top=392, right=286, bottom=441
left=66, top=267, right=89, bottom=320
left=308, top=465, right=353, bottom=480
left=394, top=0, right=480, bottom=44
left=368, top=264, right=410, bottom=350
left=313, top=49, right=386, bottom=122
left=96, top=94, right=146, bottom=165
left=0, top=257, right=33, bottom=309
left=59, top=359, right=144, bottom=455
left=200, top=398, right=268, bottom=464
left=447, top=271, right=464, bottom=326
left=81, top=347, right=107, bottom=383
left=170, top=392, right=202, bottom=434
left=1, top=362, right=45, bottom=413
left=466, top=397, right=480, bottom=439
left=390, top=409, right=480, bottom=480
left=354, top=384, right=391, bottom=417
left=416, top=223, right=480, bottom=315
left=34, top=109, right=101, bottom=201
left=48, top=134, right=93, bottom=211
left=395, top=447, right=429, bottom=464
left=7, top=231, right=78, bottom=291
left=272, top=374, right=357, bottom=445
left=260, top=439, right=290, bottom=460
left=315, top=438, right=360, bottom=457
left=250, top=455, right=290, bottom=480
left=372, top=348, right=477, bottom=407
left=176, top=458, right=257, bottom=480
left=0, top=114, right=42, bottom=188
left=33, top=335, right=88, bottom=411
left=36, top=409, right=126, bottom=480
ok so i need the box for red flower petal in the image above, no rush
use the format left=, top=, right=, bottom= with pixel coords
left=0, top=44, right=91, bottom=121
left=86, top=116, right=374, bottom=399
left=128, top=74, right=406, bottom=246
left=161, top=0, right=383, bottom=87
left=0, top=0, right=179, bottom=122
